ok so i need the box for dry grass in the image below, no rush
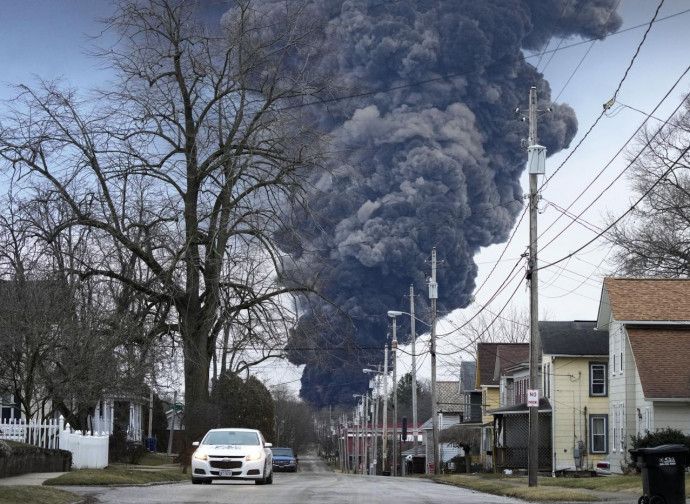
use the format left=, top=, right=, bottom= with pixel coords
left=0, top=486, right=79, bottom=504
left=423, top=472, right=652, bottom=502
left=44, top=465, right=189, bottom=486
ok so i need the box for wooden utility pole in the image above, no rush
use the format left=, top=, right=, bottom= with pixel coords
left=391, top=320, right=398, bottom=476
left=382, top=341, right=389, bottom=473
left=409, top=284, right=418, bottom=457
left=527, top=86, right=546, bottom=487
left=429, top=248, right=439, bottom=475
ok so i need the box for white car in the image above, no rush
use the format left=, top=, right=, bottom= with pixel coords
left=191, top=428, right=273, bottom=485
left=595, top=454, right=611, bottom=476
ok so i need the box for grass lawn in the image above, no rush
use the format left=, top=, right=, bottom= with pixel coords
left=0, top=486, right=80, bottom=504
left=423, top=472, right=658, bottom=502
left=45, top=464, right=190, bottom=486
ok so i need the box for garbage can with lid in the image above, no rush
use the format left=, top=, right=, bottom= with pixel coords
left=629, top=444, right=689, bottom=504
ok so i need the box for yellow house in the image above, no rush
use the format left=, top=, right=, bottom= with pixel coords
left=541, top=321, right=609, bottom=473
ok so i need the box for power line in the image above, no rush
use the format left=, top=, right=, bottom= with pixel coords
left=539, top=140, right=690, bottom=273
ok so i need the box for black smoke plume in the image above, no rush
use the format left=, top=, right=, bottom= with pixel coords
left=270, top=0, right=622, bottom=406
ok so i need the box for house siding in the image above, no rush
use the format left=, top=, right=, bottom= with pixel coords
left=654, top=403, right=690, bottom=433
left=482, top=387, right=499, bottom=425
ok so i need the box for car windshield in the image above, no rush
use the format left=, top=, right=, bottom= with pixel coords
left=203, top=431, right=260, bottom=446
left=272, top=448, right=294, bottom=457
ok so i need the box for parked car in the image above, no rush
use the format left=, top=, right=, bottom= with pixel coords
left=271, top=447, right=298, bottom=472
left=191, top=428, right=273, bottom=485
left=595, top=454, right=611, bottom=476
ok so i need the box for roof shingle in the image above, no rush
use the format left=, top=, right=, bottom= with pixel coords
left=476, top=343, right=529, bottom=387
left=605, top=278, right=690, bottom=321
left=628, top=327, right=690, bottom=399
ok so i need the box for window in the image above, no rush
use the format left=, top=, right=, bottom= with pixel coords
left=590, top=415, right=608, bottom=454
left=619, top=404, right=625, bottom=451
left=543, top=363, right=551, bottom=398
left=590, top=362, right=607, bottom=396
left=612, top=330, right=619, bottom=373
left=612, top=405, right=618, bottom=452
left=0, top=393, right=19, bottom=421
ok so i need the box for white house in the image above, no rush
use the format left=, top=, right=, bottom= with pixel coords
left=596, top=277, right=690, bottom=474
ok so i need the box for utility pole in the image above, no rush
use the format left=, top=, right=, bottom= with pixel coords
left=345, top=415, right=350, bottom=473
left=410, top=284, right=418, bottom=457
left=527, top=86, right=546, bottom=487
left=391, top=318, right=398, bottom=476
left=382, top=341, right=389, bottom=474
left=354, top=408, right=359, bottom=474
left=373, top=364, right=381, bottom=474
left=429, top=248, right=439, bottom=475
left=364, top=394, right=369, bottom=475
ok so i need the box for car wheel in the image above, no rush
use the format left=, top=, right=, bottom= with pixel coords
left=191, top=477, right=203, bottom=485
left=266, top=471, right=273, bottom=485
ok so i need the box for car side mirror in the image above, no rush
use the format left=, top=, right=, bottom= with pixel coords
left=265, top=442, right=272, bottom=448
left=192, top=441, right=199, bottom=447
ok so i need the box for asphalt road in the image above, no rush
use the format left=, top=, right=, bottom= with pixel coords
left=63, top=453, right=525, bottom=504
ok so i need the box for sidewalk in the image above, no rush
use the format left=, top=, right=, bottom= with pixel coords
left=0, top=463, right=180, bottom=486
left=0, top=472, right=67, bottom=486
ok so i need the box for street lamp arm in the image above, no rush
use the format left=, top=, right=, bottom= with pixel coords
left=386, top=310, right=430, bottom=327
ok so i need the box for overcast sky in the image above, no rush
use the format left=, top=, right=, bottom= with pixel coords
left=2, top=1, right=689, bottom=387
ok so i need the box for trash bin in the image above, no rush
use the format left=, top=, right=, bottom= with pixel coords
left=146, top=437, right=157, bottom=452
left=629, top=444, right=689, bottom=504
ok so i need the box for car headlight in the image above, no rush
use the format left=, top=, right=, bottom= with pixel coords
left=245, top=448, right=263, bottom=461
left=193, top=450, right=208, bottom=461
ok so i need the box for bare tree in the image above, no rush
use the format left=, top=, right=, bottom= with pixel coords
left=438, top=304, right=529, bottom=372
left=0, top=0, right=331, bottom=436
left=271, top=385, right=315, bottom=452
left=0, top=196, right=158, bottom=428
left=606, top=95, right=690, bottom=277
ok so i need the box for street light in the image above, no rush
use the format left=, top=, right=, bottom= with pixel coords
left=387, top=311, right=401, bottom=476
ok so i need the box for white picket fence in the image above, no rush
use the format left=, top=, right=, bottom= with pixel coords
left=0, top=416, right=109, bottom=469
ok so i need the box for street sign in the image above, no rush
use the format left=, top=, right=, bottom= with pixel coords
left=527, top=389, right=539, bottom=407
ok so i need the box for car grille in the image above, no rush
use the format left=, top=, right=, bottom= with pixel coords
left=210, top=459, right=244, bottom=469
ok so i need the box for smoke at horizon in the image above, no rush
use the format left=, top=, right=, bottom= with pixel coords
left=267, top=0, right=622, bottom=406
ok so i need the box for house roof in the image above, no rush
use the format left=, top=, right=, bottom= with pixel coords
left=436, top=381, right=462, bottom=412
left=421, top=413, right=461, bottom=430
left=628, top=327, right=690, bottom=399
left=476, top=343, right=529, bottom=388
left=601, top=278, right=690, bottom=322
left=489, top=397, right=552, bottom=415
left=540, top=321, right=608, bottom=356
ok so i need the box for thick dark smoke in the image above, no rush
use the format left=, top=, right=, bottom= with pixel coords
left=268, top=0, right=622, bottom=406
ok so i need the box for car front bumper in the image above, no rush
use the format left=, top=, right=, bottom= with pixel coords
left=192, top=456, right=268, bottom=480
